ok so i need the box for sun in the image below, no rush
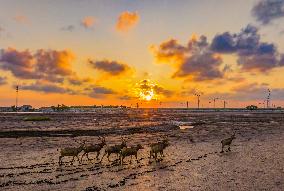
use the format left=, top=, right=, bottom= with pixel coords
left=134, top=79, right=162, bottom=101
left=140, top=89, right=154, bottom=101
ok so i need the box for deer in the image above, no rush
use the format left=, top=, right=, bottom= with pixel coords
left=100, top=137, right=127, bottom=162
left=149, top=137, right=170, bottom=161
left=81, top=136, right=106, bottom=162
left=58, top=141, right=85, bottom=165
left=120, top=144, right=144, bottom=165
left=220, top=133, right=236, bottom=153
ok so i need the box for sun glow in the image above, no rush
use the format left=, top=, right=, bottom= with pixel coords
left=140, top=89, right=154, bottom=101
left=133, top=79, right=169, bottom=102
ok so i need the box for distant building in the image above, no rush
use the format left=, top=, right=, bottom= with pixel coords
left=19, top=105, right=33, bottom=112
left=38, top=107, right=54, bottom=112
left=0, top=107, right=13, bottom=112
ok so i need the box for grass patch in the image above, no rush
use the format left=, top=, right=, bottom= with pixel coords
left=23, top=116, right=51, bottom=121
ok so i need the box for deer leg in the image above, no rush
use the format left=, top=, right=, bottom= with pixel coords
left=96, top=151, right=100, bottom=160
left=136, top=154, right=139, bottom=163
left=161, top=150, right=164, bottom=157
left=59, top=156, right=62, bottom=165
left=129, top=155, right=132, bottom=164
left=228, top=145, right=231, bottom=151
left=81, top=152, right=86, bottom=162
left=121, top=156, right=124, bottom=165
left=100, top=152, right=107, bottom=163
left=220, top=144, right=224, bottom=153
left=86, top=153, right=91, bottom=161
left=107, top=153, right=111, bottom=162
left=71, top=156, right=75, bottom=165
left=154, top=153, right=158, bottom=161
left=76, top=155, right=81, bottom=164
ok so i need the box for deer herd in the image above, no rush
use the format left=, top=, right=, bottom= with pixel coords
left=57, top=134, right=236, bottom=166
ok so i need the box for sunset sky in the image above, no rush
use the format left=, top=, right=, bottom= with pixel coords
left=1, top=0, right=284, bottom=108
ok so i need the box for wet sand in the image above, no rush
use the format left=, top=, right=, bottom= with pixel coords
left=0, top=109, right=283, bottom=190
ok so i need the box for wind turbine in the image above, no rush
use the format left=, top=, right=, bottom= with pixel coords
left=223, top=100, right=228, bottom=109
left=194, top=91, right=203, bottom=109
left=266, top=89, right=271, bottom=108
left=213, top=97, right=219, bottom=108
left=16, top=85, right=19, bottom=112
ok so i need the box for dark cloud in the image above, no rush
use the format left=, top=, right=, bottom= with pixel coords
left=210, top=32, right=237, bottom=53
left=153, top=84, right=173, bottom=97
left=0, top=48, right=75, bottom=83
left=211, top=25, right=282, bottom=72
left=237, top=52, right=278, bottom=72
left=152, top=25, right=284, bottom=80
left=152, top=36, right=224, bottom=81
left=68, top=76, right=92, bottom=86
left=151, top=39, right=187, bottom=64
left=137, top=79, right=173, bottom=98
left=173, top=51, right=223, bottom=80
left=89, top=59, right=131, bottom=75
left=0, top=76, right=7, bottom=85
left=61, top=25, right=75, bottom=32
left=279, top=54, right=284, bottom=65
left=84, top=86, right=115, bottom=98
left=211, top=25, right=260, bottom=55
left=91, top=87, right=114, bottom=94
left=118, top=95, right=136, bottom=100
left=20, top=81, right=75, bottom=94
left=0, top=48, right=36, bottom=79
left=18, top=81, right=115, bottom=98
left=252, top=0, right=284, bottom=25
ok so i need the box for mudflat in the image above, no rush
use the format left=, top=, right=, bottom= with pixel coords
left=0, top=109, right=283, bottom=190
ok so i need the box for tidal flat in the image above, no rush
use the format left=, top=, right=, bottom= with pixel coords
left=0, top=109, right=283, bottom=190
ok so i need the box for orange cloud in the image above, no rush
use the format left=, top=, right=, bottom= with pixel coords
left=13, top=15, right=29, bottom=24
left=116, top=11, right=140, bottom=32
left=81, top=16, right=96, bottom=28
left=150, top=39, right=187, bottom=66
left=190, top=33, right=198, bottom=41
left=151, top=36, right=224, bottom=81
left=0, top=48, right=75, bottom=83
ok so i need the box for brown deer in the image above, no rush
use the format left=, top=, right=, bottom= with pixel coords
left=220, top=133, right=236, bottom=153
left=149, top=137, right=170, bottom=161
left=120, top=144, right=144, bottom=165
left=81, top=136, right=106, bottom=162
left=100, top=137, right=127, bottom=162
left=58, top=141, right=85, bottom=165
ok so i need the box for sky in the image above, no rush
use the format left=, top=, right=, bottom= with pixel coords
left=0, top=0, right=284, bottom=108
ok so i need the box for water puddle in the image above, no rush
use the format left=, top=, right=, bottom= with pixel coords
left=179, top=125, right=194, bottom=130
left=171, top=121, right=195, bottom=130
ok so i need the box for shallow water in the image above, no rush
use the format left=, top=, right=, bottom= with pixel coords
left=179, top=125, right=194, bottom=130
